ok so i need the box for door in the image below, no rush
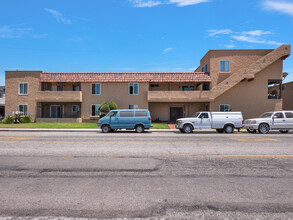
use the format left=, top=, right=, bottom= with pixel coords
left=50, top=105, right=63, bottom=118
left=170, top=107, right=183, bottom=123
left=284, top=112, right=293, bottom=129
left=271, top=112, right=286, bottom=129
left=198, top=112, right=211, bottom=129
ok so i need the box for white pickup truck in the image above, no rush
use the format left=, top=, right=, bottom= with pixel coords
left=175, top=111, right=243, bottom=133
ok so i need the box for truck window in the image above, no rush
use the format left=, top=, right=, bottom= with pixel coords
left=285, top=112, right=293, bottom=118
left=200, top=113, right=209, bottom=118
left=273, top=112, right=284, bottom=118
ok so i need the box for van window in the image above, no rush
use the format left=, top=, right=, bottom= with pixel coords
left=285, top=112, right=293, bottom=118
left=109, top=111, right=118, bottom=117
left=135, top=111, right=148, bottom=117
left=120, top=111, right=134, bottom=117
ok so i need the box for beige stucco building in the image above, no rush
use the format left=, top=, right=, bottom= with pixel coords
left=5, top=44, right=291, bottom=123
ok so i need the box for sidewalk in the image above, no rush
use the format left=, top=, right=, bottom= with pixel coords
left=0, top=128, right=178, bottom=132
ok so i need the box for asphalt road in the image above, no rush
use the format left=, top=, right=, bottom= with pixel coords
left=0, top=131, right=293, bottom=219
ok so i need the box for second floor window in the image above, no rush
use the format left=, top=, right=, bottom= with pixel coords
left=202, top=64, right=207, bottom=72
left=220, top=61, right=230, bottom=72
left=19, top=83, right=28, bottom=95
left=129, top=83, right=139, bottom=95
left=91, top=83, right=101, bottom=95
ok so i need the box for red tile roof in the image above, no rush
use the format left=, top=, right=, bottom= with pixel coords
left=40, top=72, right=211, bottom=83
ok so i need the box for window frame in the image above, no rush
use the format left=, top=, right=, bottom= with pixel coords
left=91, top=104, right=101, bottom=116
left=219, top=104, right=230, bottom=112
left=220, top=60, right=230, bottom=73
left=129, top=105, right=139, bottom=109
left=72, top=105, right=80, bottom=112
left=202, top=64, right=207, bottom=72
left=18, top=82, right=28, bottom=95
left=18, top=104, right=28, bottom=115
left=91, top=83, right=101, bottom=95
left=129, top=83, right=139, bottom=95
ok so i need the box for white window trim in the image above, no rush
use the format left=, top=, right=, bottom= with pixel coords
left=220, top=60, right=230, bottom=73
left=219, top=104, right=230, bottom=112
left=18, top=82, right=28, bottom=95
left=91, top=104, right=100, bottom=117
left=18, top=104, right=28, bottom=115
left=129, top=83, right=139, bottom=95
left=72, top=105, right=80, bottom=112
left=91, top=83, right=101, bottom=95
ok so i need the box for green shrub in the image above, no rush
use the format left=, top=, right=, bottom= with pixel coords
left=2, top=116, right=13, bottom=124
left=109, top=101, right=118, bottom=110
left=99, top=104, right=110, bottom=113
left=20, top=116, right=31, bottom=123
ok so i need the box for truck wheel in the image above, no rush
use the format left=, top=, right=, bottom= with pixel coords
left=101, top=125, right=111, bottom=133
left=224, top=125, right=234, bottom=133
left=247, top=129, right=256, bottom=133
left=183, top=124, right=193, bottom=133
left=135, top=125, right=145, bottom=133
left=258, top=123, right=270, bottom=134
left=279, top=130, right=289, bottom=133
left=216, top=129, right=224, bottom=133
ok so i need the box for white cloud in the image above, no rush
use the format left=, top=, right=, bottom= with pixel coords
left=45, top=8, right=71, bottom=24
left=224, top=41, right=236, bottom=48
left=168, top=0, right=209, bottom=6
left=163, top=47, right=174, bottom=53
left=231, top=35, right=266, bottom=44
left=241, top=30, right=272, bottom=36
left=207, top=29, right=233, bottom=37
left=263, top=1, right=293, bottom=16
left=0, top=24, right=32, bottom=38
left=129, top=0, right=161, bottom=7
left=129, top=0, right=209, bottom=7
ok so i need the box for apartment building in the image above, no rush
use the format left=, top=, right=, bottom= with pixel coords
left=5, top=44, right=291, bottom=123
left=0, top=86, right=5, bottom=118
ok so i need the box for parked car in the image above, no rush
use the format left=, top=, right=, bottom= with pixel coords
left=175, top=111, right=243, bottom=133
left=243, top=111, right=293, bottom=134
left=98, top=109, right=151, bottom=133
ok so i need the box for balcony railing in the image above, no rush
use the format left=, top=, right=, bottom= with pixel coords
left=35, top=91, right=82, bottom=102
left=147, top=91, right=212, bottom=102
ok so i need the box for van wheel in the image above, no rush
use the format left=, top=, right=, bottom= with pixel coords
left=135, top=125, right=145, bottom=133
left=101, top=125, right=111, bottom=133
left=224, top=125, right=234, bottom=133
left=183, top=124, right=193, bottom=133
left=280, top=130, right=289, bottom=133
left=247, top=129, right=256, bottom=133
left=216, top=129, right=224, bottom=133
left=258, top=123, right=270, bottom=134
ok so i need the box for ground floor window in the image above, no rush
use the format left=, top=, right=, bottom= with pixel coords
left=129, top=105, right=139, bottom=109
left=72, top=105, right=80, bottom=112
left=18, top=104, right=28, bottom=115
left=219, top=104, right=230, bottom=112
left=91, top=104, right=100, bottom=116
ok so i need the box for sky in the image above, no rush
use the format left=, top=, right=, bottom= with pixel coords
left=1, top=0, right=293, bottom=86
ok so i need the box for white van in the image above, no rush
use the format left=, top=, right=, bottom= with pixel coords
left=175, top=111, right=243, bottom=133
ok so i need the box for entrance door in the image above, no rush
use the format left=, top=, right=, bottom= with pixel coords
left=50, top=105, right=63, bottom=118
left=170, top=107, right=183, bottom=122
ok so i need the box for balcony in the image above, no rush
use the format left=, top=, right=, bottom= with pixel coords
left=35, top=91, right=82, bottom=102
left=147, top=91, right=212, bottom=102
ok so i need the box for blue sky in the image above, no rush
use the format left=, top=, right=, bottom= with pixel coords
left=1, top=0, right=293, bottom=86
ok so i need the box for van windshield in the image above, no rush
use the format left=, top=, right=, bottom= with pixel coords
left=193, top=112, right=200, bottom=118
left=259, top=112, right=273, bottom=118
left=107, top=111, right=118, bottom=117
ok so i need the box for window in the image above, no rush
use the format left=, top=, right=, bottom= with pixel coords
left=135, top=111, right=148, bottom=117
left=220, top=61, right=230, bottom=72
left=273, top=112, right=284, bottom=118
left=51, top=85, right=62, bottom=91
left=219, top=104, right=230, bottom=112
left=182, top=86, right=195, bottom=91
left=129, top=105, right=139, bottom=109
left=203, top=83, right=210, bottom=91
left=91, top=104, right=100, bottom=116
left=199, top=113, right=209, bottom=118
left=285, top=112, right=293, bottom=118
left=268, top=80, right=282, bottom=99
left=72, top=105, right=80, bottom=112
left=108, top=111, right=118, bottom=117
left=73, top=85, right=80, bottom=91
left=91, top=83, right=101, bottom=95
left=129, top=83, right=139, bottom=95
left=18, top=104, right=28, bottom=115
left=19, top=83, right=28, bottom=95
left=202, top=64, right=207, bottom=72
left=120, top=111, right=134, bottom=117
left=150, top=84, right=159, bottom=88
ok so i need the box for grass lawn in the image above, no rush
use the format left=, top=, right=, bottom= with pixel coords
left=0, top=122, right=170, bottom=129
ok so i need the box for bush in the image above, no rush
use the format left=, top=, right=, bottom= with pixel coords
left=109, top=101, right=118, bottom=110
left=2, top=116, right=13, bottom=124
left=20, top=116, right=31, bottom=123
left=99, top=103, right=111, bottom=113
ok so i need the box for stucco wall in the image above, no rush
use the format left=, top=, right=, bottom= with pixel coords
left=81, top=82, right=149, bottom=120
left=5, top=71, right=41, bottom=121
left=210, top=59, right=283, bottom=119
left=282, top=82, right=293, bottom=110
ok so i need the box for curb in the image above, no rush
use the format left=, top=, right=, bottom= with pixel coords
left=0, top=128, right=178, bottom=132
